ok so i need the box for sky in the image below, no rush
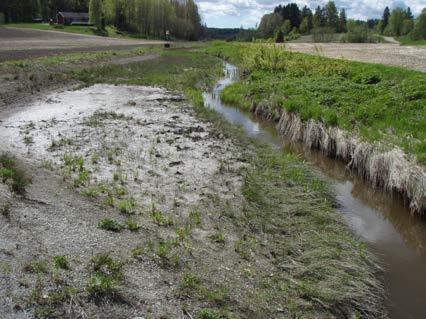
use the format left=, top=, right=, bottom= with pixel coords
left=196, top=0, right=426, bottom=28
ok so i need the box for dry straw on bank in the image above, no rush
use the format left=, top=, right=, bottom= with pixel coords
left=275, top=109, right=425, bottom=213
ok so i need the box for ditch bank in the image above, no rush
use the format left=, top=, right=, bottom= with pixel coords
left=0, top=51, right=387, bottom=318
left=254, top=104, right=425, bottom=214
left=206, top=63, right=426, bottom=319
left=221, top=62, right=425, bottom=214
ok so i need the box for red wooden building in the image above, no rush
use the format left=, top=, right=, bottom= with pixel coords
left=57, top=12, right=89, bottom=26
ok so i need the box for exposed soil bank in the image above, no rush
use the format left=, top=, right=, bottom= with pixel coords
left=285, top=43, right=426, bottom=73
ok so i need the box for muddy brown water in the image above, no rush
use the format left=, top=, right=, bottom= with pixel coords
left=203, top=63, right=426, bottom=319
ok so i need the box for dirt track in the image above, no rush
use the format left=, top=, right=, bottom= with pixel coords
left=0, top=27, right=164, bottom=61
left=285, top=42, right=426, bottom=72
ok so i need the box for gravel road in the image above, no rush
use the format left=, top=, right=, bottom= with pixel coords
left=0, top=26, right=164, bottom=61
left=285, top=42, right=426, bottom=72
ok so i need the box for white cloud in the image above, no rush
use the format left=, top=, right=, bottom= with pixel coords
left=196, top=0, right=426, bottom=28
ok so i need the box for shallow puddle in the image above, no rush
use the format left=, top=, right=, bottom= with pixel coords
left=203, top=63, right=426, bottom=319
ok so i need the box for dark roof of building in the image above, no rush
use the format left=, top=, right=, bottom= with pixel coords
left=58, top=12, right=89, bottom=20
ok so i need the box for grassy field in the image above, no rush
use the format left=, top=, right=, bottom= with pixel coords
left=0, top=47, right=385, bottom=317
left=205, top=42, right=426, bottom=164
left=396, top=36, right=426, bottom=46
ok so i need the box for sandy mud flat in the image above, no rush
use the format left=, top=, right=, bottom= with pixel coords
left=0, top=84, right=247, bottom=318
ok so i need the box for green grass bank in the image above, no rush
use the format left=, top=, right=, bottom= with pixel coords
left=204, top=42, right=425, bottom=213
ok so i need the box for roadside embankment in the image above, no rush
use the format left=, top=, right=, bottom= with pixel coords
left=212, top=43, right=425, bottom=214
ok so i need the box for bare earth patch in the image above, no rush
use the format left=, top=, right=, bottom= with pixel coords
left=285, top=43, right=426, bottom=72
left=0, top=27, right=164, bottom=62
left=0, top=85, right=248, bottom=318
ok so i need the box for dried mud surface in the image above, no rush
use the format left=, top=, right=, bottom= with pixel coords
left=0, top=85, right=251, bottom=318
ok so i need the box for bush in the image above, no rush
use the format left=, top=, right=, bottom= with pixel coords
left=0, top=13, right=5, bottom=25
left=274, top=29, right=284, bottom=43
left=341, top=24, right=378, bottom=43
left=312, top=27, right=335, bottom=42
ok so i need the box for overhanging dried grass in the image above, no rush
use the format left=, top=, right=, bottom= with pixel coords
left=254, top=103, right=425, bottom=214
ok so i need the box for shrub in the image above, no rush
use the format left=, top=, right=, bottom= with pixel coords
left=341, top=24, right=378, bottom=43
left=312, top=27, right=335, bottom=42
left=274, top=29, right=284, bottom=43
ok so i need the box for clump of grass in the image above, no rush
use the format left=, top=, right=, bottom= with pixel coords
left=179, top=272, right=203, bottom=297
left=53, top=256, right=69, bottom=270
left=176, top=225, right=192, bottom=241
left=117, top=198, right=137, bottom=215
left=196, top=308, right=225, bottom=319
left=0, top=153, right=30, bottom=194
left=73, top=170, right=90, bottom=188
left=206, top=287, right=229, bottom=305
left=210, top=231, right=225, bottom=244
left=137, top=239, right=181, bottom=268
left=87, top=254, right=123, bottom=298
left=48, top=137, right=73, bottom=151
left=188, top=210, right=202, bottom=227
left=1, top=203, right=11, bottom=220
left=63, top=154, right=84, bottom=172
left=234, top=236, right=257, bottom=260
left=82, top=186, right=99, bottom=198
left=98, top=218, right=124, bottom=232
left=23, top=259, right=49, bottom=274
left=131, top=246, right=144, bottom=258
left=124, top=218, right=140, bottom=231
left=28, top=281, right=76, bottom=317
left=23, top=135, right=34, bottom=145
left=151, top=210, right=173, bottom=226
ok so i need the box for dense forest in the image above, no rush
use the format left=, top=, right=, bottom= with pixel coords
left=0, top=0, right=203, bottom=40
left=257, top=1, right=426, bottom=43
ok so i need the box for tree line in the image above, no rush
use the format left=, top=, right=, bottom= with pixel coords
left=0, top=0, right=203, bottom=40
left=256, top=1, right=425, bottom=43
left=378, top=6, right=426, bottom=40
left=258, top=1, right=347, bottom=40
